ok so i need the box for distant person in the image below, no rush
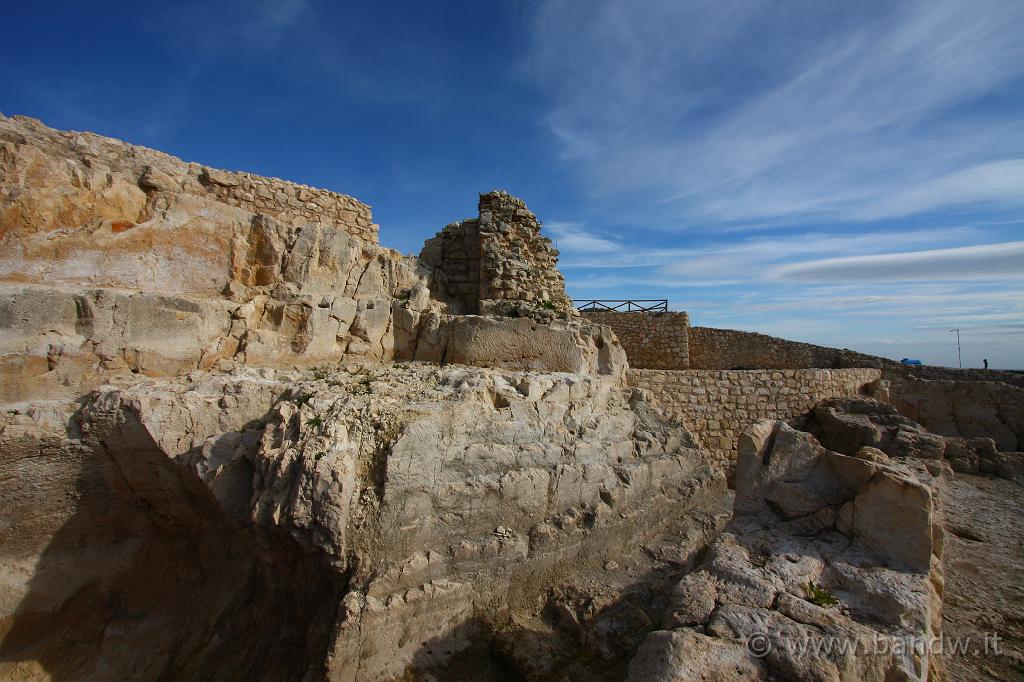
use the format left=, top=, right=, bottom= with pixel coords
left=984, top=358, right=989, bottom=370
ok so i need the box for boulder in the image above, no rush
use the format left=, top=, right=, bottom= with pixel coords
left=632, top=419, right=945, bottom=682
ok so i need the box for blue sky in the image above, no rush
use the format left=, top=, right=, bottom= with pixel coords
left=3, top=0, right=1022, bottom=368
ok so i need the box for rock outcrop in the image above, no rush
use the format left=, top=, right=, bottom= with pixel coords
left=0, top=115, right=681, bottom=681
left=631, top=418, right=946, bottom=681
left=2, top=362, right=725, bottom=680
left=4, top=114, right=1012, bottom=682
left=0, top=114, right=622, bottom=404
left=811, top=396, right=1024, bottom=481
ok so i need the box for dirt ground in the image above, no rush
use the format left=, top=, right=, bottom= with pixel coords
left=941, top=473, right=1024, bottom=681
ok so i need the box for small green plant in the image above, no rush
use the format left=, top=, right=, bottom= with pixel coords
left=392, top=363, right=409, bottom=370
left=804, top=581, right=839, bottom=608
left=541, top=299, right=556, bottom=311
left=305, top=415, right=323, bottom=429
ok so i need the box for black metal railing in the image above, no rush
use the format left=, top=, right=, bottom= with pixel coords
left=573, top=299, right=669, bottom=313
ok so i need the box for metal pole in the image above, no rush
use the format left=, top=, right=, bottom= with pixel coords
left=950, top=329, right=961, bottom=368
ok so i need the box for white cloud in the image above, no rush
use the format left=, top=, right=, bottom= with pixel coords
left=557, top=224, right=980, bottom=280
left=545, top=222, right=619, bottom=253
left=859, top=160, right=1024, bottom=220
left=773, top=241, right=1024, bottom=282
left=527, top=0, right=1024, bottom=224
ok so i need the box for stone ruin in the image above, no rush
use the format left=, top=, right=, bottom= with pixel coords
left=420, top=191, right=576, bottom=321
left=1, top=114, right=1022, bottom=681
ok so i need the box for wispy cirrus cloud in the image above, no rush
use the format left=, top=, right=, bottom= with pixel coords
left=773, top=241, right=1024, bottom=283
left=527, top=0, right=1024, bottom=366
left=527, top=0, right=1024, bottom=225
left=556, top=222, right=982, bottom=277
left=545, top=221, right=619, bottom=253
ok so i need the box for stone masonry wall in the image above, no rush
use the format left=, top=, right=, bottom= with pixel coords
left=195, top=167, right=377, bottom=242
left=687, top=326, right=842, bottom=369
left=477, top=192, right=574, bottom=318
left=420, top=191, right=575, bottom=321
left=419, top=218, right=481, bottom=313
left=687, top=325, right=1024, bottom=388
left=580, top=311, right=690, bottom=369
left=628, top=368, right=881, bottom=471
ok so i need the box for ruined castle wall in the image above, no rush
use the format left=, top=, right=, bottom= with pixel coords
left=687, top=326, right=844, bottom=369
left=195, top=167, right=377, bottom=242
left=884, top=365, right=1024, bottom=387
left=628, top=368, right=881, bottom=469
left=687, top=325, right=1024, bottom=388
left=580, top=311, right=690, bottom=369
left=419, top=219, right=482, bottom=314
left=477, top=192, right=574, bottom=316
left=419, top=192, right=575, bottom=320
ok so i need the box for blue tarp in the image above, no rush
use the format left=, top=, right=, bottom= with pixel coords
left=900, top=358, right=923, bottom=365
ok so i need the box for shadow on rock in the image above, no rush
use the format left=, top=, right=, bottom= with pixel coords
left=0, top=409, right=344, bottom=681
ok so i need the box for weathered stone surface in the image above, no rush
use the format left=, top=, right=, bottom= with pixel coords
left=432, top=315, right=626, bottom=379
left=421, top=191, right=576, bottom=321
left=887, top=374, right=1024, bottom=451
left=0, top=117, right=431, bottom=401
left=0, top=394, right=342, bottom=682
left=628, top=629, right=766, bottom=681
left=0, top=114, right=378, bottom=244
left=631, top=418, right=945, bottom=682
left=581, top=311, right=690, bottom=370
left=811, top=396, right=1022, bottom=481
left=629, top=368, right=881, bottom=471
left=1, top=362, right=725, bottom=680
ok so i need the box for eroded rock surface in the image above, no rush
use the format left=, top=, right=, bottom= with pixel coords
left=940, top=474, right=1024, bottom=681
left=0, top=115, right=622, bottom=403
left=1, top=360, right=726, bottom=681
left=631, top=419, right=946, bottom=681
left=811, top=396, right=1024, bottom=481
left=4, top=114, right=1015, bottom=682
left=0, top=394, right=342, bottom=682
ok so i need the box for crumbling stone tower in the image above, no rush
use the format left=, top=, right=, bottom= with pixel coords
left=420, top=191, right=577, bottom=321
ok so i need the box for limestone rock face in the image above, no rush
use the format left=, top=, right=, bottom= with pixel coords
left=631, top=419, right=946, bottom=682
left=0, top=115, right=430, bottom=402
left=812, top=396, right=1023, bottom=481
left=0, top=115, right=625, bottom=404
left=0, top=114, right=378, bottom=245
left=0, top=391, right=343, bottom=682
left=629, top=629, right=766, bottom=681
left=2, top=114, right=974, bottom=682
left=1, top=363, right=725, bottom=680
left=418, top=315, right=626, bottom=379
left=887, top=374, right=1024, bottom=451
